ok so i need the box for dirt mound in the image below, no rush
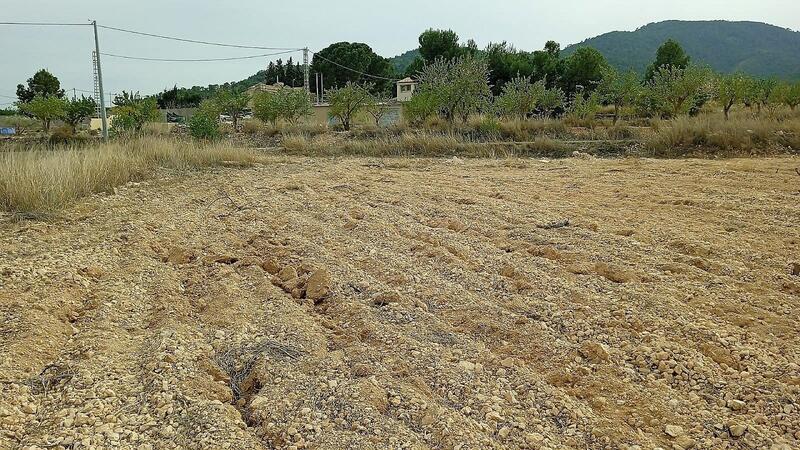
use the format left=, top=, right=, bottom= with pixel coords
left=1, top=156, right=799, bottom=449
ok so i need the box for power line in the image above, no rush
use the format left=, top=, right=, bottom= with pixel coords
left=0, top=94, right=17, bottom=100
left=0, top=21, right=90, bottom=26
left=97, top=24, right=301, bottom=51
left=100, top=49, right=299, bottom=62
left=310, top=52, right=399, bottom=82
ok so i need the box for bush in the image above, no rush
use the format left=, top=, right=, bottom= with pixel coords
left=188, top=112, right=221, bottom=140
left=49, top=125, right=80, bottom=146
left=111, top=97, right=160, bottom=134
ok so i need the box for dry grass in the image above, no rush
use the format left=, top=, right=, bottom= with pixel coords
left=280, top=132, right=574, bottom=158
left=0, top=137, right=262, bottom=215
left=644, top=114, right=800, bottom=157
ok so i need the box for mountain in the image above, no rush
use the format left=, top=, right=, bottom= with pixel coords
left=389, top=49, right=421, bottom=73
left=563, top=20, right=800, bottom=79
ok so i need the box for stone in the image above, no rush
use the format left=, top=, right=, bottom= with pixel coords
left=727, top=399, right=746, bottom=411
left=261, top=258, right=281, bottom=275
left=277, top=266, right=298, bottom=282
left=664, top=424, right=684, bottom=437
left=580, top=341, right=610, bottom=363
left=674, top=435, right=696, bottom=449
left=729, top=424, right=747, bottom=437
left=81, top=266, right=105, bottom=279
left=305, top=269, right=332, bottom=302
left=458, top=361, right=475, bottom=372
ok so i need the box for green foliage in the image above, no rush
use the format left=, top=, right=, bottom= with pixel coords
left=402, top=91, right=439, bottom=126
left=252, top=88, right=312, bottom=125
left=538, top=87, right=566, bottom=117
left=563, top=47, right=609, bottom=92
left=327, top=82, right=375, bottom=131
left=311, top=42, right=395, bottom=95
left=64, top=96, right=96, bottom=130
left=714, top=73, right=749, bottom=119
left=417, top=55, right=492, bottom=122
left=419, top=29, right=463, bottom=63
left=155, top=85, right=203, bottom=109
left=597, top=67, right=641, bottom=123
left=18, top=96, right=67, bottom=131
left=111, top=96, right=160, bottom=134
left=486, top=43, right=535, bottom=95
left=187, top=101, right=221, bottom=140
left=495, top=77, right=546, bottom=119
left=566, top=90, right=601, bottom=123
left=644, top=65, right=712, bottom=118
left=780, top=81, right=800, bottom=110
left=212, top=90, right=250, bottom=130
left=389, top=49, right=422, bottom=73
left=264, top=57, right=305, bottom=87
left=645, top=39, right=690, bottom=81
left=16, top=69, right=65, bottom=103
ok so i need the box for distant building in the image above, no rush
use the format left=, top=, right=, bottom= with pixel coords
left=396, top=77, right=418, bottom=102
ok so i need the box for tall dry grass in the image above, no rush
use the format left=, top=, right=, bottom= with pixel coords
left=644, top=114, right=800, bottom=157
left=0, top=137, right=261, bottom=216
left=279, top=131, right=574, bottom=158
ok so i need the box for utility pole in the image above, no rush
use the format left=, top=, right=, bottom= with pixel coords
left=303, top=47, right=310, bottom=94
left=92, top=20, right=108, bottom=140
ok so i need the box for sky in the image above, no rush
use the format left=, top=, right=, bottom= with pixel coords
left=2, top=0, right=799, bottom=103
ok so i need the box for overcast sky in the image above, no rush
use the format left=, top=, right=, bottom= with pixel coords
left=2, top=0, right=799, bottom=103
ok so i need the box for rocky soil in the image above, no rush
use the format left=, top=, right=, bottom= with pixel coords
left=1, top=155, right=799, bottom=450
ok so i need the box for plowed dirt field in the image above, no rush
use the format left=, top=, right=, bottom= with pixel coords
left=1, top=156, right=799, bottom=450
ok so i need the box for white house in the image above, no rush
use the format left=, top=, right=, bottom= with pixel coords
left=396, top=77, right=418, bottom=102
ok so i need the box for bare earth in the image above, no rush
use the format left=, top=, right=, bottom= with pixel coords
left=1, top=156, right=799, bottom=450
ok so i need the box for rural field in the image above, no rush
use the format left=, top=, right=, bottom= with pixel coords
left=1, top=154, right=799, bottom=449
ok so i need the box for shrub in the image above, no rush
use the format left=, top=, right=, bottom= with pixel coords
left=188, top=113, right=220, bottom=140
left=252, top=88, right=312, bottom=126
left=111, top=97, right=160, bottom=134
left=48, top=125, right=80, bottom=146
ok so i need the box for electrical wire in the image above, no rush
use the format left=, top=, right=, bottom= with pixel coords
left=309, top=52, right=399, bottom=82
left=0, top=94, right=17, bottom=100
left=100, top=49, right=299, bottom=62
left=97, top=24, right=302, bottom=51
left=0, top=22, right=90, bottom=26
left=97, top=24, right=396, bottom=81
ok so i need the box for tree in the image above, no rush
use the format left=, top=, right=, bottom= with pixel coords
left=417, top=55, right=492, bottom=122
left=17, top=96, right=67, bottom=131
left=645, top=65, right=712, bottom=118
left=327, top=82, right=374, bottom=131
left=111, top=97, right=160, bottom=133
left=252, top=88, right=312, bottom=126
left=187, top=100, right=221, bottom=140
left=64, top=96, right=96, bottom=130
left=113, top=91, right=142, bottom=107
left=597, top=67, right=641, bottom=123
left=486, top=42, right=536, bottom=95
left=495, top=76, right=545, bottom=119
left=562, top=47, right=609, bottom=93
left=402, top=91, right=439, bottom=126
left=531, top=41, right=565, bottom=89
left=213, top=90, right=250, bottom=131
left=754, top=78, right=778, bottom=115
left=311, top=42, right=395, bottom=95
left=714, top=73, right=748, bottom=119
left=538, top=87, right=565, bottom=117
left=16, top=69, right=65, bottom=103
left=365, top=93, right=390, bottom=126
left=645, top=39, right=690, bottom=81
left=781, top=81, right=800, bottom=110
left=418, top=29, right=462, bottom=63
left=566, top=90, right=601, bottom=123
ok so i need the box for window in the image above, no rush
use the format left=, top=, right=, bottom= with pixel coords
left=401, top=85, right=411, bottom=92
